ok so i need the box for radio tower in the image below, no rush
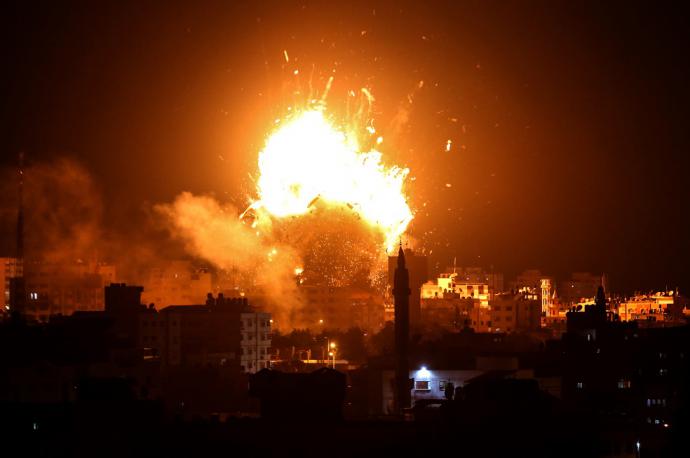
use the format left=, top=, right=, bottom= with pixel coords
left=17, top=152, right=24, bottom=265
left=9, top=153, right=26, bottom=315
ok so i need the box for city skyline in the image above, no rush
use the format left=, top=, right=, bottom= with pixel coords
left=1, top=3, right=689, bottom=455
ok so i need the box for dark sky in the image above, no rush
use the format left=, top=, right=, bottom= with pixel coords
left=1, top=0, right=689, bottom=293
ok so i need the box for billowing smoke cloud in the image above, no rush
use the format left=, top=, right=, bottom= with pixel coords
left=0, top=158, right=184, bottom=284
left=156, top=192, right=305, bottom=329
left=0, top=158, right=102, bottom=263
left=156, top=192, right=395, bottom=330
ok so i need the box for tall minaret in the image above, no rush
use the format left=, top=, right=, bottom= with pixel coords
left=392, top=243, right=411, bottom=414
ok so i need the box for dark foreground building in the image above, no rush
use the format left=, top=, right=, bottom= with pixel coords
left=249, top=367, right=346, bottom=422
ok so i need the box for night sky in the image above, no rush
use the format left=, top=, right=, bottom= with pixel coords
left=1, top=1, right=689, bottom=293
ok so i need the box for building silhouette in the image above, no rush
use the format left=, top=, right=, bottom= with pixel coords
left=249, top=367, right=346, bottom=422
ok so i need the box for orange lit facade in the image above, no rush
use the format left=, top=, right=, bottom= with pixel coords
left=489, top=294, right=541, bottom=333
left=140, top=260, right=212, bottom=309
left=421, top=272, right=491, bottom=306
left=617, top=291, right=685, bottom=325
left=420, top=289, right=541, bottom=333
left=299, top=284, right=385, bottom=332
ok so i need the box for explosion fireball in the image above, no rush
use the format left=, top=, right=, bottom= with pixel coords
left=247, top=108, right=413, bottom=253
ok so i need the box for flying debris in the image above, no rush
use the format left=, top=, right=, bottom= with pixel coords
left=308, top=195, right=321, bottom=208
left=361, top=88, right=375, bottom=104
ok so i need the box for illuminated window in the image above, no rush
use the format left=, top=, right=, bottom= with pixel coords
left=439, top=381, right=446, bottom=390
left=618, top=379, right=631, bottom=389
left=414, top=381, right=430, bottom=391
left=576, top=381, right=584, bottom=389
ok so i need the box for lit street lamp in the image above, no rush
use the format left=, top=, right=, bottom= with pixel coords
left=329, top=342, right=337, bottom=368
